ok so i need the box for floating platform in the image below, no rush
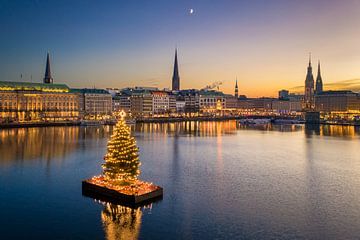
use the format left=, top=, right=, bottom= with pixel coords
left=82, top=176, right=163, bottom=206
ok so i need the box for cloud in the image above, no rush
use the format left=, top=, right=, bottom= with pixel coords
left=290, top=78, right=360, bottom=93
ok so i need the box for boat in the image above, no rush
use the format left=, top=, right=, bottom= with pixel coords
left=273, top=119, right=305, bottom=124
left=239, top=118, right=271, bottom=124
left=125, top=119, right=136, bottom=125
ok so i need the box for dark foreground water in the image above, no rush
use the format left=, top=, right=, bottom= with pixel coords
left=0, top=121, right=359, bottom=240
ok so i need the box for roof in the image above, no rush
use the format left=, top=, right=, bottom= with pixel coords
left=70, top=88, right=110, bottom=94
left=0, top=81, right=69, bottom=92
left=317, top=90, right=357, bottom=95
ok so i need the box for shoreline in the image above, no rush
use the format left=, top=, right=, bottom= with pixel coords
left=0, top=117, right=358, bottom=129
left=0, top=121, right=82, bottom=129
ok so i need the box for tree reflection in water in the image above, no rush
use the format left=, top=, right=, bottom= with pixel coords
left=101, top=202, right=151, bottom=240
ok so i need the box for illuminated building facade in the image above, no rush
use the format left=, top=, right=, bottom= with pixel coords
left=152, top=91, right=169, bottom=115
left=130, top=91, right=153, bottom=117
left=224, top=94, right=238, bottom=109
left=315, top=91, right=360, bottom=112
left=199, top=90, right=225, bottom=111
left=0, top=81, right=79, bottom=122
left=71, top=88, right=112, bottom=117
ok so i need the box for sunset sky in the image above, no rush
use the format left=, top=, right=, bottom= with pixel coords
left=1, top=0, right=360, bottom=97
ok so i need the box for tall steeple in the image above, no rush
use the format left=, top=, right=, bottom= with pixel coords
left=304, top=53, right=315, bottom=110
left=172, top=48, right=180, bottom=91
left=234, top=78, right=238, bottom=98
left=43, top=52, right=53, bottom=84
left=315, top=60, right=323, bottom=94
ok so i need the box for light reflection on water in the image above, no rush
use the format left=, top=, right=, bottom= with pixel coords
left=101, top=202, right=144, bottom=240
left=0, top=121, right=359, bottom=240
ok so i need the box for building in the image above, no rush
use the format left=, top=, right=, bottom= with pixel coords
left=112, top=94, right=122, bottom=112
left=198, top=90, right=225, bottom=112
left=169, top=93, right=177, bottom=113
left=71, top=88, right=112, bottom=117
left=315, top=91, right=360, bottom=112
left=248, top=98, right=275, bottom=111
left=152, top=91, right=170, bottom=115
left=315, top=61, right=323, bottom=95
left=130, top=91, right=153, bottom=117
left=172, top=49, right=180, bottom=91
left=115, top=90, right=132, bottom=113
left=272, top=99, right=302, bottom=114
left=304, top=55, right=315, bottom=110
left=0, top=54, right=80, bottom=122
left=224, top=94, right=238, bottom=110
left=175, top=95, right=186, bottom=113
left=181, top=90, right=200, bottom=114
left=0, top=81, right=79, bottom=122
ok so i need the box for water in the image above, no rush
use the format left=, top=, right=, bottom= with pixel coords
left=0, top=121, right=359, bottom=240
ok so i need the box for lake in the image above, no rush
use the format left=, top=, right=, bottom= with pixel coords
left=0, top=121, right=359, bottom=239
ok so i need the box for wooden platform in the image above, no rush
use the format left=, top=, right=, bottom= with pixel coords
left=82, top=179, right=163, bottom=207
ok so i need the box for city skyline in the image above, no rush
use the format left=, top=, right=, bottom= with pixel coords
left=1, top=1, right=360, bottom=97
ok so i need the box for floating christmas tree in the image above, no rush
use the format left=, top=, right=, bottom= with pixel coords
left=82, top=111, right=163, bottom=205
left=102, top=118, right=141, bottom=185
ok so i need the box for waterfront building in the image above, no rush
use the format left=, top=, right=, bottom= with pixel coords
left=272, top=99, right=302, bottom=114
left=315, top=61, right=323, bottom=95
left=237, top=98, right=252, bottom=111
left=172, top=49, right=180, bottom=91
left=112, top=95, right=122, bottom=112
left=315, top=91, right=360, bottom=112
left=175, top=95, right=186, bottom=113
left=152, top=91, right=170, bottom=115
left=115, top=91, right=132, bottom=114
left=304, top=55, right=315, bottom=110
left=130, top=91, right=153, bottom=117
left=180, top=90, right=200, bottom=114
left=248, top=98, right=275, bottom=111
left=0, top=81, right=79, bottom=122
left=198, top=90, right=225, bottom=112
left=71, top=88, right=112, bottom=117
left=169, top=93, right=177, bottom=113
left=224, top=94, right=238, bottom=110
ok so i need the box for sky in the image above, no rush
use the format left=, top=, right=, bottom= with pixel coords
left=1, top=0, right=360, bottom=97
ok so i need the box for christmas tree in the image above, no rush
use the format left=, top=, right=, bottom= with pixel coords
left=102, top=118, right=141, bottom=185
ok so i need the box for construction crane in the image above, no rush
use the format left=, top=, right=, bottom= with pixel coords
left=201, top=81, right=223, bottom=91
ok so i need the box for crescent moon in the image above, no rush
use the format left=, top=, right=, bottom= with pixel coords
left=190, top=9, right=194, bottom=14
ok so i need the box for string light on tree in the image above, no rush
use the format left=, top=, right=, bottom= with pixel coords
left=102, top=111, right=141, bottom=185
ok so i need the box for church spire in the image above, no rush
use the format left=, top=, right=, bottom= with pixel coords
left=234, top=77, right=238, bottom=98
left=43, top=52, right=53, bottom=84
left=315, top=60, right=323, bottom=94
left=172, top=48, right=180, bottom=91
left=304, top=53, right=315, bottom=110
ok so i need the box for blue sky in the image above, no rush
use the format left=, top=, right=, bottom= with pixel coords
left=1, top=0, right=360, bottom=96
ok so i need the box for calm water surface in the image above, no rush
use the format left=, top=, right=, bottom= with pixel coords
left=0, top=121, right=359, bottom=240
